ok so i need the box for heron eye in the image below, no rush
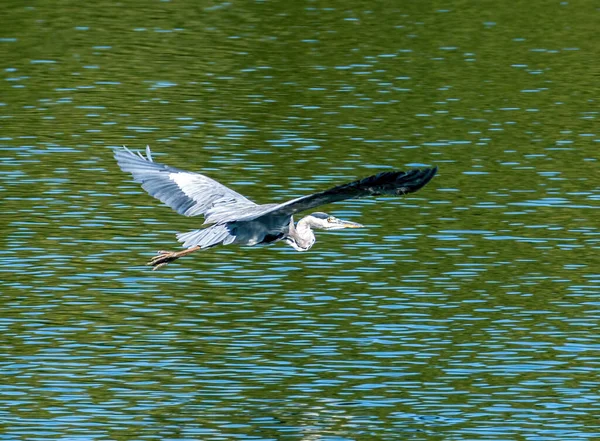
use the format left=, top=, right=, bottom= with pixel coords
left=327, top=216, right=334, bottom=222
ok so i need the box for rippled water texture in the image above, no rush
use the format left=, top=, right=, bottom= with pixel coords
left=1, top=1, right=599, bottom=440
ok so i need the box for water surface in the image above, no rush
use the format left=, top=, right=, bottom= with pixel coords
left=1, top=0, right=599, bottom=439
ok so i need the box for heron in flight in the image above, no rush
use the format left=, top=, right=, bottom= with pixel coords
left=115, top=146, right=437, bottom=269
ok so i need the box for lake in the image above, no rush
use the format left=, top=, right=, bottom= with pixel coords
left=1, top=0, right=598, bottom=439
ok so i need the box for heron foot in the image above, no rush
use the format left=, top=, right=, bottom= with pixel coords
left=148, top=250, right=180, bottom=270
left=147, top=246, right=202, bottom=270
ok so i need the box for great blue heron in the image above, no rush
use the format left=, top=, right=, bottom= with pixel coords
left=115, top=146, right=437, bottom=269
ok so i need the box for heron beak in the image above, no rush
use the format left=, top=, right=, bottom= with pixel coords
left=340, top=220, right=364, bottom=229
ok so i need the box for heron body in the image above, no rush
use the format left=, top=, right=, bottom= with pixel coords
left=114, top=146, right=437, bottom=269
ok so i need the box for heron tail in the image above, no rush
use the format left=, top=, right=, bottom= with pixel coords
left=176, top=224, right=236, bottom=249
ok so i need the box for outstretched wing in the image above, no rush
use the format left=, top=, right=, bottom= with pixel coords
left=211, top=167, right=437, bottom=224
left=114, top=146, right=256, bottom=218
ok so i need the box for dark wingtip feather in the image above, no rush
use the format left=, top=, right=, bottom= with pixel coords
left=329, top=166, right=438, bottom=198
left=394, top=166, right=437, bottom=195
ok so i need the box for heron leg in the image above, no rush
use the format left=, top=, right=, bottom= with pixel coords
left=148, top=246, right=201, bottom=270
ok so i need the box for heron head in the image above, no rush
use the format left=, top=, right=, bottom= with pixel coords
left=307, top=212, right=364, bottom=230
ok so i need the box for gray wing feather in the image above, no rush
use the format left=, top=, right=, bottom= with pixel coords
left=114, top=146, right=256, bottom=219
left=226, top=167, right=438, bottom=223
left=203, top=203, right=278, bottom=225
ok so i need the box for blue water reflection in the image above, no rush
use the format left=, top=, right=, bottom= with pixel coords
left=2, top=0, right=599, bottom=439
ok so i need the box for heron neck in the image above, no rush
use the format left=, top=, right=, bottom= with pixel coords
left=287, top=216, right=316, bottom=251
left=297, top=216, right=317, bottom=234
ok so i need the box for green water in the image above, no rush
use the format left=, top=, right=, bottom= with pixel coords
left=1, top=1, right=599, bottom=440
